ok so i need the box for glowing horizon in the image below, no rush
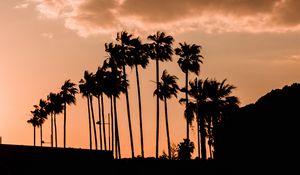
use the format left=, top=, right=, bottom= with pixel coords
left=1, top=0, right=300, bottom=158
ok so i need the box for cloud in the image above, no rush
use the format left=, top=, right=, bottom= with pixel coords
left=29, top=0, right=300, bottom=37
left=14, top=3, right=29, bottom=9
left=41, top=32, right=54, bottom=39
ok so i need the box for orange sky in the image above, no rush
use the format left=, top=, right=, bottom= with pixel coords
left=1, top=0, right=300, bottom=158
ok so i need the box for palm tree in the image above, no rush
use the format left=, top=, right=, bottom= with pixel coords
left=154, top=70, right=179, bottom=160
left=129, top=37, right=150, bottom=158
left=79, top=72, right=92, bottom=150
left=116, top=31, right=135, bottom=158
left=47, top=92, right=63, bottom=148
left=148, top=31, right=174, bottom=158
left=104, top=43, right=128, bottom=159
left=60, top=79, right=78, bottom=148
left=37, top=99, right=48, bottom=147
left=79, top=71, right=99, bottom=150
left=94, top=66, right=107, bottom=151
left=188, top=78, right=209, bottom=160
left=27, top=105, right=39, bottom=146
left=175, top=42, right=203, bottom=141
left=205, top=78, right=239, bottom=159
left=103, top=63, right=127, bottom=159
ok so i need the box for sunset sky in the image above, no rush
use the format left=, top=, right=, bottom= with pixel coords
left=1, top=0, right=300, bottom=158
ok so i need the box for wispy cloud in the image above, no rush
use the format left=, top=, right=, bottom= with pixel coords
left=14, top=3, right=29, bottom=9
left=29, top=0, right=300, bottom=37
left=41, top=32, right=54, bottom=39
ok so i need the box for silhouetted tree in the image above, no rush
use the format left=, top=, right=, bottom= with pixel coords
left=79, top=71, right=97, bottom=149
left=175, top=42, right=203, bottom=141
left=115, top=31, right=135, bottom=158
left=94, top=66, right=107, bottom=151
left=37, top=99, right=48, bottom=147
left=104, top=43, right=129, bottom=159
left=188, top=78, right=208, bottom=160
left=148, top=31, right=174, bottom=158
left=177, top=139, right=195, bottom=160
left=60, top=79, right=78, bottom=148
left=129, top=37, right=150, bottom=158
left=27, top=105, right=39, bottom=146
left=154, top=70, right=179, bottom=160
left=205, top=79, right=239, bottom=159
left=47, top=92, right=63, bottom=148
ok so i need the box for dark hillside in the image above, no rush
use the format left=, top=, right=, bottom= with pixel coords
left=227, top=83, right=300, bottom=172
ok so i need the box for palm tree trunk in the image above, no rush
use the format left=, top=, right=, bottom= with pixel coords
left=200, top=114, right=207, bottom=160
left=40, top=125, right=43, bottom=147
left=155, top=58, right=160, bottom=159
left=186, top=72, right=189, bottom=140
left=101, top=93, right=107, bottom=151
left=110, top=97, right=114, bottom=155
left=54, top=114, right=58, bottom=148
left=114, top=96, right=121, bottom=159
left=135, top=64, right=144, bottom=158
left=63, top=103, right=66, bottom=148
left=51, top=114, right=53, bottom=147
left=89, top=95, right=98, bottom=150
left=87, top=96, right=92, bottom=150
left=197, top=116, right=200, bottom=159
left=34, top=126, right=36, bottom=147
left=123, top=66, right=134, bottom=158
left=108, top=113, right=111, bottom=151
left=164, top=98, right=171, bottom=160
left=97, top=96, right=103, bottom=150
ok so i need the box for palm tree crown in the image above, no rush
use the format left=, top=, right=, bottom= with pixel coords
left=175, top=42, right=203, bottom=75
left=148, top=31, right=174, bottom=62
left=154, top=70, right=179, bottom=100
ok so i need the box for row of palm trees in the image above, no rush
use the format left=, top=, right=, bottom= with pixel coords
left=27, top=80, right=78, bottom=148
left=27, top=31, right=238, bottom=160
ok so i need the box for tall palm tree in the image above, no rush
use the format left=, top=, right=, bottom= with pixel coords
left=28, top=105, right=39, bottom=146
left=103, top=63, right=127, bottom=159
left=60, top=79, right=78, bottom=148
left=79, top=71, right=99, bottom=150
left=148, top=31, right=174, bottom=158
left=154, top=70, right=179, bottom=160
left=95, top=66, right=107, bottom=151
left=79, top=72, right=92, bottom=150
left=175, top=42, right=203, bottom=141
left=116, top=31, right=135, bottom=158
left=47, top=92, right=63, bottom=148
left=129, top=37, right=150, bottom=158
left=104, top=44, right=128, bottom=159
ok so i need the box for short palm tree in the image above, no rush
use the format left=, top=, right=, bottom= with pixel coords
left=27, top=105, right=39, bottom=146
left=37, top=99, right=48, bottom=147
left=175, top=42, right=203, bottom=141
left=60, top=79, right=78, bottom=148
left=205, top=78, right=239, bottom=159
left=47, top=92, right=63, bottom=148
left=154, top=70, right=179, bottom=160
left=148, top=31, right=174, bottom=158
left=188, top=78, right=209, bottom=160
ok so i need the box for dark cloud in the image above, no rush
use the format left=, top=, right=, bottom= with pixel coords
left=271, top=0, right=300, bottom=26
left=30, top=0, right=300, bottom=36
left=119, top=0, right=276, bottom=23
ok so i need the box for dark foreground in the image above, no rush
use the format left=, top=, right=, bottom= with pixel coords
left=0, top=144, right=232, bottom=175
